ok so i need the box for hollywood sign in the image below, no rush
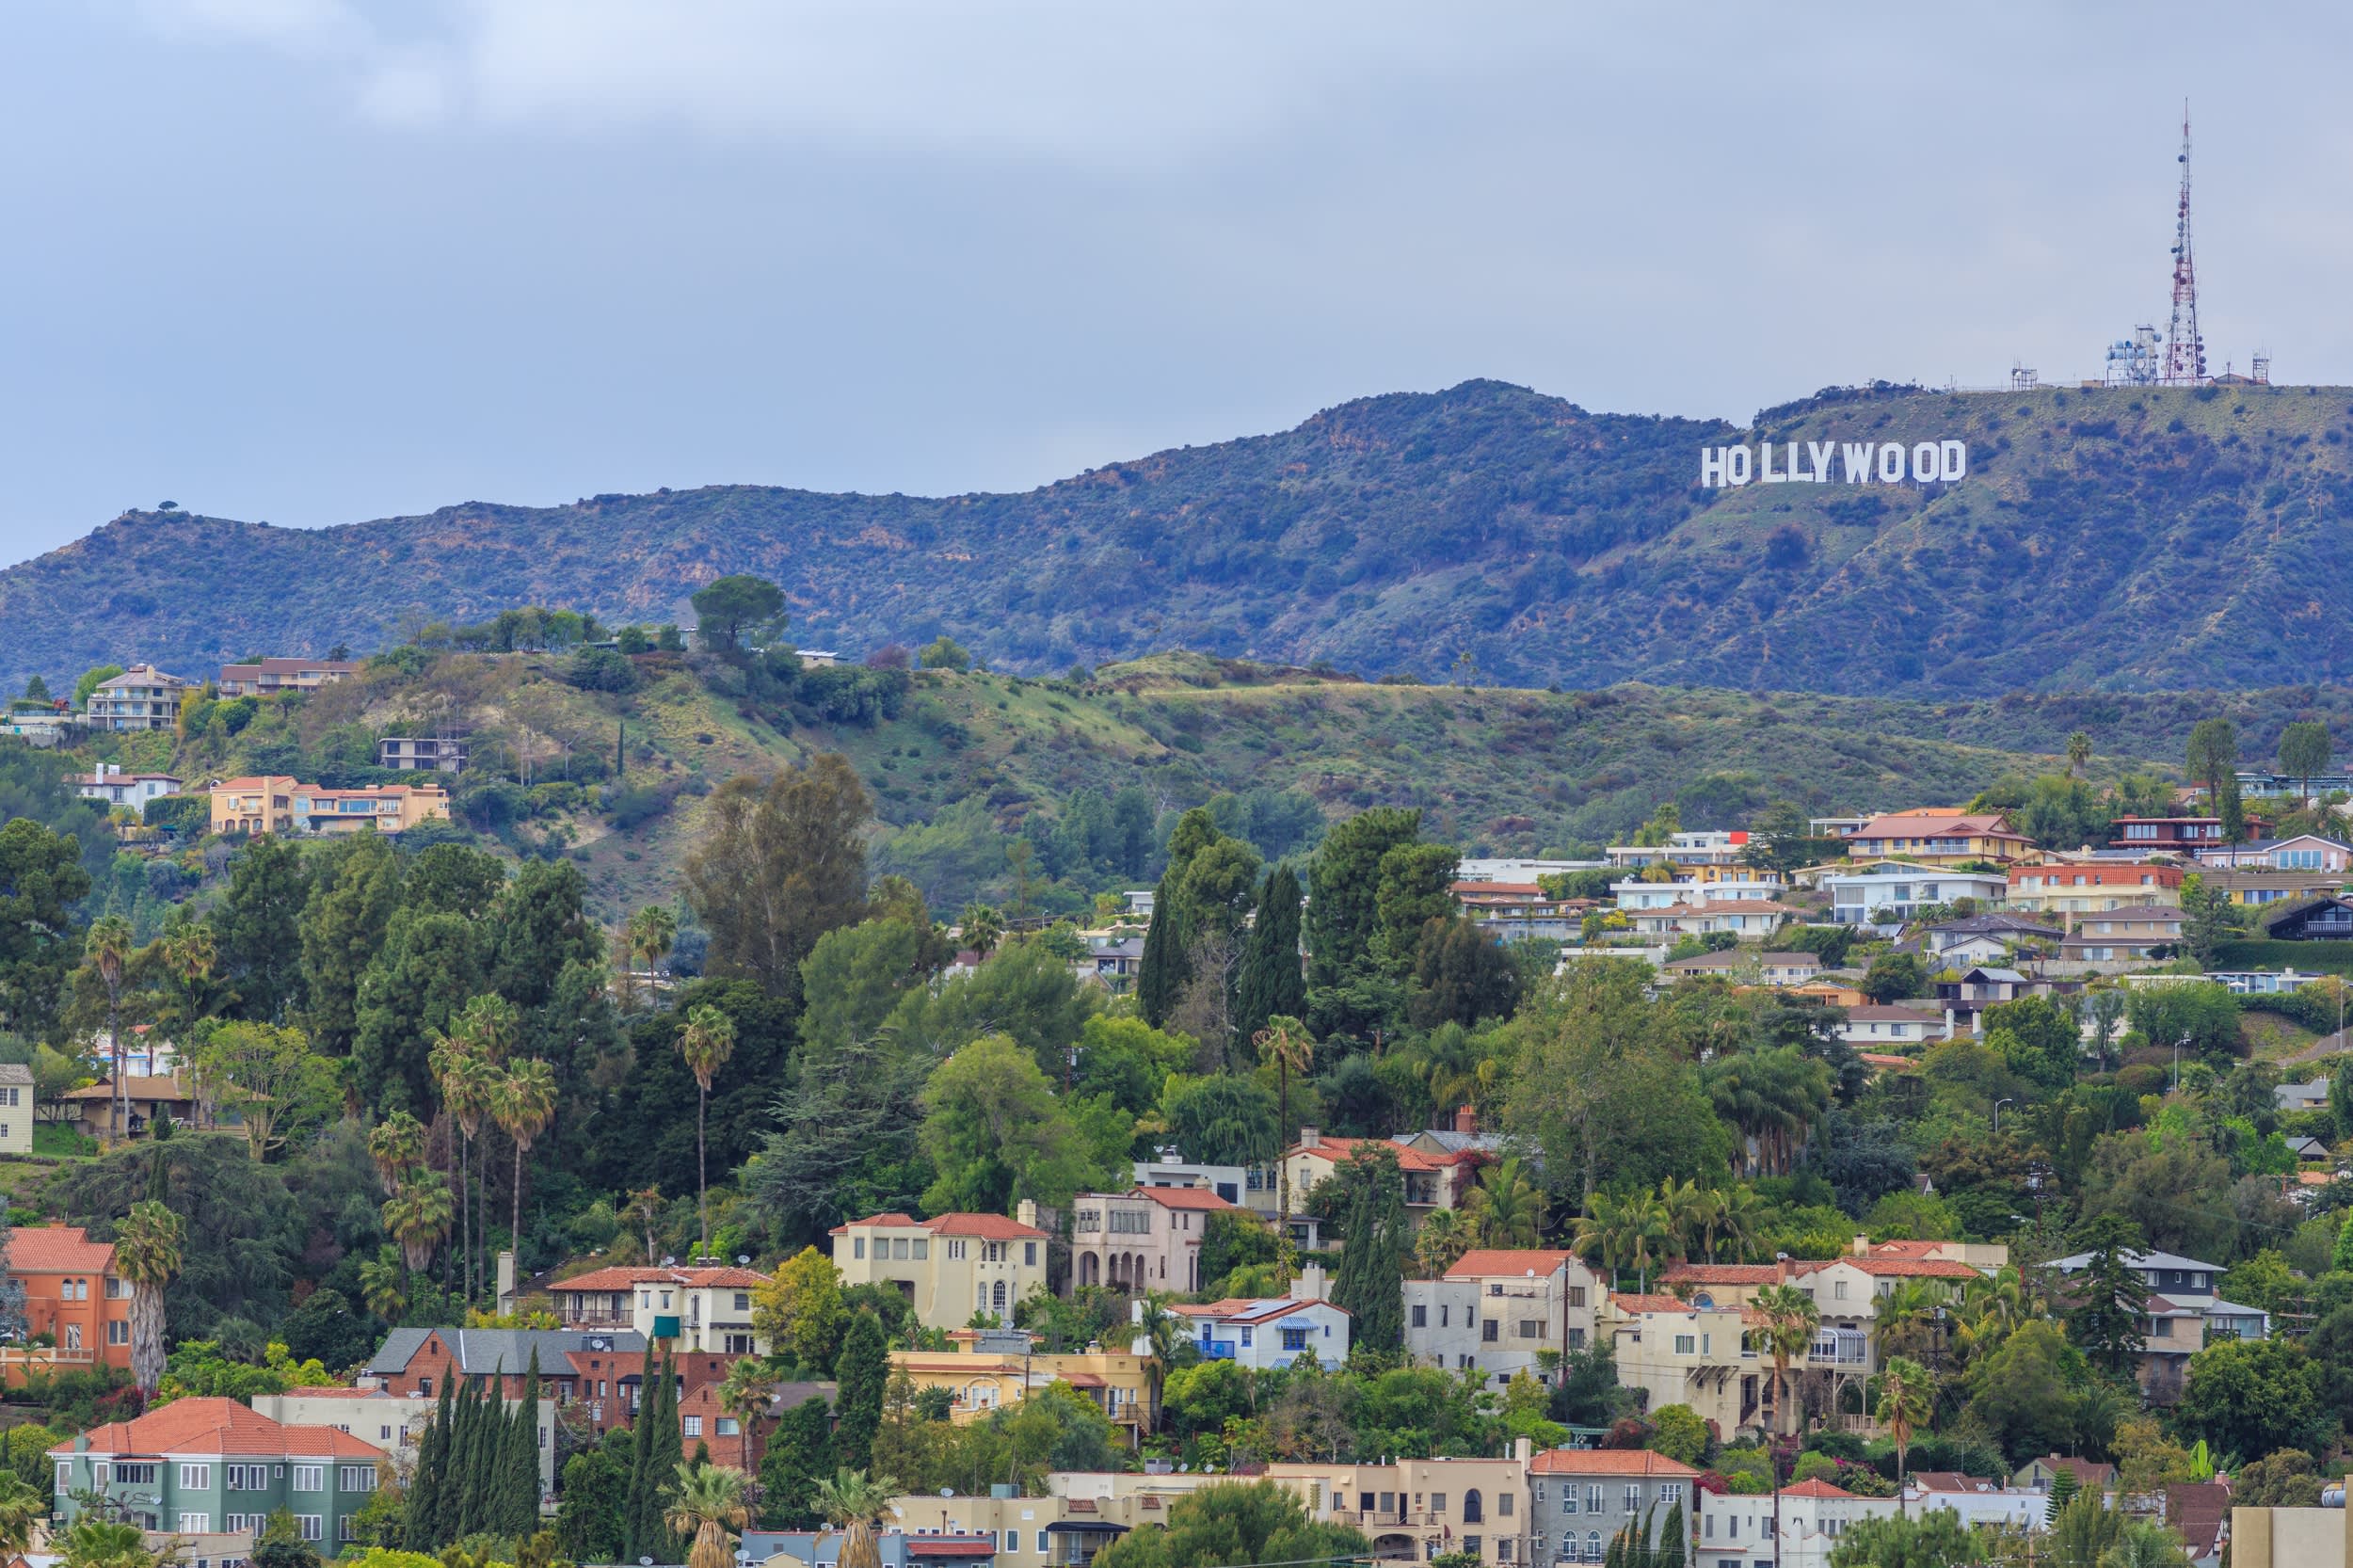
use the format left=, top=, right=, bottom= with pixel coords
left=1700, top=440, right=1967, bottom=488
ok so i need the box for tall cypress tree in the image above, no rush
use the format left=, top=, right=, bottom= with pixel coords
left=435, top=1376, right=473, bottom=1546
left=407, top=1377, right=455, bottom=1550
left=621, top=1341, right=658, bottom=1561
left=457, top=1370, right=494, bottom=1540
left=1234, top=865, right=1305, bottom=1043
left=643, top=1354, right=685, bottom=1564
left=1134, top=868, right=1186, bottom=1028
left=1654, top=1500, right=1685, bottom=1568
left=831, top=1311, right=888, bottom=1471
left=497, top=1351, right=543, bottom=1538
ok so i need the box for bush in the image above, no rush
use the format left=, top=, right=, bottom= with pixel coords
left=144, top=794, right=211, bottom=836
left=566, top=647, right=637, bottom=694
left=920, top=636, right=972, bottom=671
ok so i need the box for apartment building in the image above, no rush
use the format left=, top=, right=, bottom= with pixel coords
left=87, top=664, right=193, bottom=732
left=1698, top=1479, right=1897, bottom=1568
left=1603, top=830, right=1753, bottom=871
left=832, top=1207, right=1050, bottom=1331
left=1069, top=1186, right=1240, bottom=1295
left=1402, top=1249, right=1600, bottom=1385
left=1600, top=1292, right=1764, bottom=1438
left=2007, top=862, right=2184, bottom=915
left=216, top=658, right=362, bottom=696
left=377, top=736, right=471, bottom=773
left=207, top=777, right=450, bottom=837
left=1824, top=864, right=2009, bottom=926
left=53, top=1399, right=386, bottom=1545
left=1528, top=1449, right=1700, bottom=1566
left=547, top=1264, right=769, bottom=1354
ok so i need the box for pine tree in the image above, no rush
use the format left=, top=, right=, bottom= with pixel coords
left=758, top=1396, right=835, bottom=1528
left=1234, top=865, right=1305, bottom=1044
left=407, top=1377, right=455, bottom=1550
left=2045, top=1465, right=2081, bottom=1525
left=832, top=1311, right=888, bottom=1471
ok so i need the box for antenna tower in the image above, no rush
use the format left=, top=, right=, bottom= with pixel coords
left=2161, top=104, right=2205, bottom=386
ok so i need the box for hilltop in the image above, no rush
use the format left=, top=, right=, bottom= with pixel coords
left=11, top=378, right=2353, bottom=697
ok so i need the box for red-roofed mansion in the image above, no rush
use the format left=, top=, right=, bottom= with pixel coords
left=547, top=1263, right=770, bottom=1354
left=1402, top=1248, right=1602, bottom=1387
left=831, top=1203, right=1050, bottom=1331
left=52, top=1398, right=386, bottom=1544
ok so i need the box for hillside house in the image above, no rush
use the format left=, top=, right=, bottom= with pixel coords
left=1843, top=810, right=2035, bottom=867
left=1825, top=865, right=2007, bottom=926
left=547, top=1264, right=769, bottom=1354
left=2109, top=816, right=2266, bottom=854
left=1836, top=1005, right=1946, bottom=1047
left=1662, top=950, right=1823, bottom=985
left=2047, top=1248, right=2267, bottom=1401
left=2194, top=834, right=2353, bottom=872
left=377, top=736, right=471, bottom=773
left=2058, top=906, right=2185, bottom=964
left=52, top=1400, right=385, bottom=1543
left=1603, top=830, right=1753, bottom=870
left=68, top=765, right=184, bottom=813
left=1167, top=1292, right=1352, bottom=1371
left=216, top=658, right=361, bottom=696
left=86, top=664, right=192, bottom=732
left=1068, top=1186, right=1241, bottom=1295
left=832, top=1208, right=1050, bottom=1331
left=1402, top=1249, right=1599, bottom=1384
left=2254, top=895, right=2353, bottom=943
left=2007, top=863, right=2183, bottom=914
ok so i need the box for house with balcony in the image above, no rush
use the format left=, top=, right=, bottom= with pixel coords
left=1069, top=1186, right=1243, bottom=1295
left=1835, top=1005, right=1947, bottom=1048
left=889, top=1329, right=1156, bottom=1437
left=2007, top=863, right=2183, bottom=915
left=1824, top=864, right=2008, bottom=927
left=1842, top=811, right=2035, bottom=867
left=8, top=1224, right=133, bottom=1381
left=2047, top=1247, right=2266, bottom=1402
left=2200, top=867, right=2352, bottom=907
left=1279, top=1131, right=1462, bottom=1231
left=1167, top=1291, right=1351, bottom=1370
left=52, top=1398, right=386, bottom=1545
left=2254, top=894, right=2353, bottom=943
left=832, top=1207, right=1050, bottom=1331
left=1403, top=1249, right=1599, bottom=1384
left=1599, top=1292, right=1765, bottom=1438
left=1528, top=1449, right=1699, bottom=1567
left=1623, top=898, right=1802, bottom=941
left=1453, top=883, right=1588, bottom=942
left=377, top=735, right=472, bottom=773
left=207, top=777, right=451, bottom=837
left=86, top=664, right=193, bottom=732
left=2109, top=816, right=2266, bottom=855
left=1610, top=874, right=1787, bottom=914
left=547, top=1264, right=770, bottom=1354
left=1603, top=830, right=1754, bottom=871
left=217, top=658, right=362, bottom=696
left=2194, top=834, right=2353, bottom=873
left=2058, top=906, right=2186, bottom=965
left=1662, top=950, right=1823, bottom=986
left=1130, top=1159, right=1247, bottom=1206
left=68, top=765, right=184, bottom=814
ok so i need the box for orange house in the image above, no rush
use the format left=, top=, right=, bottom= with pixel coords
left=8, top=1226, right=131, bottom=1377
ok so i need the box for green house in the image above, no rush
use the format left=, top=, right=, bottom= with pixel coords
left=53, top=1397, right=386, bottom=1547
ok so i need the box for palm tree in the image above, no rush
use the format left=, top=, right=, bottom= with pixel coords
left=957, top=904, right=1004, bottom=961
left=115, top=1198, right=184, bottom=1394
left=86, top=916, right=133, bottom=1141
left=367, top=1110, right=426, bottom=1195
left=1571, top=1191, right=1670, bottom=1292
left=1618, top=1190, right=1671, bottom=1293
left=491, top=1058, right=558, bottom=1264
left=1751, top=1282, right=1821, bottom=1439
left=717, top=1356, right=773, bottom=1472
left=1461, top=1156, right=1545, bottom=1249
left=1655, top=1176, right=1706, bottom=1267
left=629, top=904, right=680, bottom=1007
left=358, top=1245, right=411, bottom=1322
left=1870, top=1279, right=1948, bottom=1367
left=1253, top=1015, right=1315, bottom=1290
left=1709, top=1184, right=1769, bottom=1264
left=1875, top=1356, right=1933, bottom=1512
left=0, top=1472, right=47, bottom=1556
left=58, top=1519, right=154, bottom=1568
left=664, top=1460, right=752, bottom=1568
left=2066, top=730, right=2093, bottom=780
left=630, top=1185, right=665, bottom=1263
left=812, top=1468, right=902, bottom=1568
left=427, top=1034, right=482, bottom=1300
left=159, top=923, right=216, bottom=1036
left=382, top=1168, right=455, bottom=1273
left=678, top=1004, right=738, bottom=1259
left=1411, top=1208, right=1474, bottom=1280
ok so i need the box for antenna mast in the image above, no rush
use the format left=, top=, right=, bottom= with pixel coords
left=2161, top=103, right=2205, bottom=386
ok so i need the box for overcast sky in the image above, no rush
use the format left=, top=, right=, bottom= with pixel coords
left=0, top=2, right=2345, bottom=565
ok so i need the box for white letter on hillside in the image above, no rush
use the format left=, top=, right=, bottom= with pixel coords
left=1940, top=440, right=1967, bottom=481
left=1878, top=443, right=1906, bottom=483
left=1808, top=441, right=1836, bottom=483
left=1760, top=441, right=1785, bottom=483
left=1842, top=442, right=1875, bottom=483
left=1912, top=442, right=1939, bottom=482
left=1701, top=447, right=1725, bottom=487
left=1725, top=445, right=1753, bottom=485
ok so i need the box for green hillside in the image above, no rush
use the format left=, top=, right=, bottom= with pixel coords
left=10, top=379, right=2353, bottom=698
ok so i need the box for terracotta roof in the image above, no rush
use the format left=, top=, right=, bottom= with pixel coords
left=1801, top=1257, right=1977, bottom=1280
left=1849, top=813, right=2028, bottom=842
left=1444, top=1249, right=1580, bottom=1280
left=1133, top=1187, right=1237, bottom=1212
left=551, top=1265, right=767, bottom=1292
left=828, top=1211, right=1047, bottom=1240
left=8, top=1225, right=115, bottom=1273
left=1780, top=1478, right=1857, bottom=1500
left=1529, top=1448, right=1700, bottom=1477
left=1609, top=1293, right=1694, bottom=1315
left=1289, top=1137, right=1448, bottom=1172
left=56, top=1398, right=383, bottom=1460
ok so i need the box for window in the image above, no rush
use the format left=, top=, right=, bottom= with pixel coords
left=948, top=1240, right=968, bottom=1260
left=105, top=1276, right=125, bottom=1299
left=1517, top=1320, right=1542, bottom=1339
left=853, top=1238, right=866, bottom=1259
left=107, top=1320, right=129, bottom=1345
left=1658, top=1484, right=1683, bottom=1506
left=1025, top=1242, right=1039, bottom=1266
left=684, top=1416, right=703, bottom=1438
left=2152, top=1318, right=2172, bottom=1338
left=1623, top=1485, right=1639, bottom=1513
left=1673, top=1335, right=1695, bottom=1354
left=1497, top=1495, right=1512, bottom=1517
left=63, top=1325, right=79, bottom=1352
left=1566, top=1327, right=1586, bottom=1350
left=54, top=1462, right=68, bottom=1494
left=1833, top=1280, right=1849, bottom=1301
left=1240, top=1327, right=1253, bottom=1347
left=418, top=1378, right=433, bottom=1396
left=180, top=1514, right=212, bottom=1535
left=296, top=1516, right=323, bottom=1543
left=227, top=1464, right=266, bottom=1491
left=1004, top=1531, right=1019, bottom=1552
left=180, top=1464, right=214, bottom=1491
left=1439, top=1305, right=1449, bottom=1328
left=1411, top=1304, right=1427, bottom=1328
left=1566, top=1287, right=1585, bottom=1307
left=1463, top=1539, right=1481, bottom=1559
left=342, top=1514, right=362, bottom=1542
left=1038, top=1533, right=1048, bottom=1555
left=227, top=1514, right=262, bottom=1534
left=340, top=1466, right=376, bottom=1492
left=1481, top=1320, right=1498, bottom=1343
left=733, top=1292, right=751, bottom=1312
left=1585, top=1487, right=1602, bottom=1515
left=1487, top=1283, right=1503, bottom=1297
left=892, top=1238, right=910, bottom=1260
left=1464, top=1491, right=1482, bottom=1524
left=1281, top=1328, right=1309, bottom=1352
left=724, top=1334, right=754, bottom=1355
left=912, top=1239, right=929, bottom=1259
left=292, top=1465, right=324, bottom=1492
left=1561, top=1489, right=1577, bottom=1515
left=1585, top=1531, right=1600, bottom=1561
left=1497, top=1541, right=1512, bottom=1562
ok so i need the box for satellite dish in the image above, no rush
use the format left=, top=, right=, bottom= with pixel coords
left=940, top=1488, right=953, bottom=1498
left=738, top=1256, right=752, bottom=1267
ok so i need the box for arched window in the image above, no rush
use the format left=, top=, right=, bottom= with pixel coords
left=1463, top=1490, right=1483, bottom=1524
left=1585, top=1531, right=1600, bottom=1562
left=993, top=1280, right=1008, bottom=1311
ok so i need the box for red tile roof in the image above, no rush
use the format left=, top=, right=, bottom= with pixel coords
left=551, top=1265, right=767, bottom=1292
left=1802, top=1257, right=1977, bottom=1280
left=1289, top=1137, right=1448, bottom=1172
left=1444, top=1249, right=1580, bottom=1280
left=1529, top=1448, right=1700, bottom=1477
left=1609, top=1293, right=1695, bottom=1315
left=9, top=1225, right=115, bottom=1273
left=1780, top=1478, right=1857, bottom=1500
left=57, top=1398, right=383, bottom=1459
left=1134, top=1187, right=1237, bottom=1211
left=1659, top=1263, right=1779, bottom=1285
left=829, top=1212, right=1047, bottom=1240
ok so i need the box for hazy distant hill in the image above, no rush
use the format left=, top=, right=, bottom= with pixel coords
left=11, top=377, right=2353, bottom=695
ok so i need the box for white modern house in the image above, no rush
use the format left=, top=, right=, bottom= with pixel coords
left=1824, top=864, right=2008, bottom=926
left=1165, top=1294, right=1351, bottom=1371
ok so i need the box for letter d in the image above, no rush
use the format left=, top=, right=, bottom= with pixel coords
left=1940, top=440, right=1967, bottom=482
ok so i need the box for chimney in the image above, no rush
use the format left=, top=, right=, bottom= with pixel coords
left=1513, top=1436, right=1532, bottom=1465
left=1774, top=1255, right=1790, bottom=1285
left=1453, top=1105, right=1477, bottom=1136
left=1297, top=1263, right=1329, bottom=1302
left=1016, top=1198, right=1038, bottom=1230
left=1299, top=1127, right=1321, bottom=1149
left=1852, top=1234, right=1868, bottom=1257
left=496, top=1250, right=517, bottom=1316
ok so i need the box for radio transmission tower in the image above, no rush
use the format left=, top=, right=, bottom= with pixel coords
left=2161, top=104, right=2205, bottom=386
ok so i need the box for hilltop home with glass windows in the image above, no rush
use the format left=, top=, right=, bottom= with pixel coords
left=831, top=1206, right=1050, bottom=1332
left=546, top=1265, right=769, bottom=1355
left=85, top=665, right=193, bottom=732
left=1842, top=810, right=2035, bottom=867
left=52, top=1398, right=386, bottom=1545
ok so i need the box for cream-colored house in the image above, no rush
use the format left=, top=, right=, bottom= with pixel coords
left=0, top=1064, right=31, bottom=1157
left=831, top=1206, right=1050, bottom=1331
left=889, top=1329, right=1157, bottom=1439
left=1602, top=1292, right=1766, bottom=1440
left=547, top=1265, right=770, bottom=1355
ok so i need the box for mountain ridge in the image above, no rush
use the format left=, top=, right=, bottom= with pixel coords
left=14, top=376, right=2353, bottom=695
